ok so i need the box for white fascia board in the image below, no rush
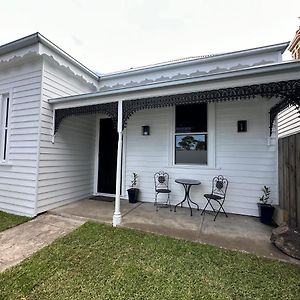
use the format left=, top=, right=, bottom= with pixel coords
left=101, top=42, right=290, bottom=79
left=49, top=60, right=300, bottom=109
left=0, top=33, right=39, bottom=56
left=36, top=34, right=99, bottom=81
left=0, top=32, right=99, bottom=82
left=38, top=44, right=99, bottom=88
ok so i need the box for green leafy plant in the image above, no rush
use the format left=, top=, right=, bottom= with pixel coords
left=130, top=172, right=138, bottom=188
left=259, top=186, right=271, bottom=205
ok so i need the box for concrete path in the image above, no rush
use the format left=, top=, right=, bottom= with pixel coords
left=0, top=214, right=85, bottom=272
left=2, top=200, right=297, bottom=274
left=51, top=199, right=300, bottom=265
left=122, top=203, right=300, bottom=264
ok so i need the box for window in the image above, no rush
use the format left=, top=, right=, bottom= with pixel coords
left=175, top=103, right=207, bottom=165
left=0, top=94, right=10, bottom=162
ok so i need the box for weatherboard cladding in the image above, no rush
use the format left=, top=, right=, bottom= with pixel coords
left=36, top=58, right=96, bottom=213
left=278, top=105, right=300, bottom=138
left=270, top=90, right=300, bottom=136
left=0, top=58, right=42, bottom=216
left=125, top=98, right=278, bottom=217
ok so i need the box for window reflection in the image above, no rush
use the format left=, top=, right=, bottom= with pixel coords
left=175, top=134, right=207, bottom=164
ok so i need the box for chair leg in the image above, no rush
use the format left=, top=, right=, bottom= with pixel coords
left=213, top=200, right=227, bottom=221
left=155, top=193, right=158, bottom=211
left=208, top=200, right=216, bottom=212
left=213, top=207, right=221, bottom=221
left=201, top=198, right=210, bottom=215
left=202, top=196, right=218, bottom=214
left=168, top=193, right=172, bottom=211
left=219, top=201, right=228, bottom=217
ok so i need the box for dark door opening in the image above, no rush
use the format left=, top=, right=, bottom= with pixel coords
left=97, top=118, right=118, bottom=194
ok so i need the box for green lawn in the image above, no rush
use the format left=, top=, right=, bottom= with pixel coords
left=0, top=222, right=299, bottom=300
left=0, top=211, right=30, bottom=232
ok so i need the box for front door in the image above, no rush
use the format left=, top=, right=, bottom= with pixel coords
left=97, top=118, right=118, bottom=194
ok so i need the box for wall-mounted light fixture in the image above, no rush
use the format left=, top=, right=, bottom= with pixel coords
left=142, top=125, right=150, bottom=136
left=237, top=120, right=247, bottom=132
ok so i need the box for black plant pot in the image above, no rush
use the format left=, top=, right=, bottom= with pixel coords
left=258, top=203, right=275, bottom=225
left=127, top=188, right=139, bottom=203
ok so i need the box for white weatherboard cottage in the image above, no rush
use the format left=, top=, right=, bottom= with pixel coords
left=0, top=33, right=300, bottom=226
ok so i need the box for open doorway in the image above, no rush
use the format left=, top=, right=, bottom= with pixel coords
left=97, top=118, right=118, bottom=194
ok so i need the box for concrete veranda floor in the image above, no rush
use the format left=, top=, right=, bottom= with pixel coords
left=50, top=199, right=300, bottom=265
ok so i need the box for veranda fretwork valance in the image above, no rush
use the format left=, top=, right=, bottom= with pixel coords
left=54, top=79, right=300, bottom=135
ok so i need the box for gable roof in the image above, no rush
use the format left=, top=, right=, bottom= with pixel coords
left=0, top=32, right=99, bottom=80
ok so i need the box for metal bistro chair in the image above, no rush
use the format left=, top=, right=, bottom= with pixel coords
left=154, top=171, right=172, bottom=211
left=201, top=175, right=229, bottom=221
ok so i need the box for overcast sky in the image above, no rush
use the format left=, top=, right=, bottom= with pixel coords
left=1, top=0, right=300, bottom=73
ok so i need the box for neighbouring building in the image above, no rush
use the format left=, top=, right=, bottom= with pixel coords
left=278, top=26, right=300, bottom=138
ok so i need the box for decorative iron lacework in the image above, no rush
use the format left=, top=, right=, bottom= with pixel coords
left=54, top=102, right=118, bottom=134
left=122, top=79, right=300, bottom=135
left=54, top=79, right=300, bottom=135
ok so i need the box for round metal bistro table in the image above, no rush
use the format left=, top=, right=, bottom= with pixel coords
left=174, top=179, right=201, bottom=216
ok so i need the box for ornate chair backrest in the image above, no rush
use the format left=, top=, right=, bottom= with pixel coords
left=154, top=171, right=169, bottom=190
left=211, top=175, right=228, bottom=199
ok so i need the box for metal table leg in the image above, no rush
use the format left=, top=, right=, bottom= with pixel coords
left=174, top=183, right=199, bottom=216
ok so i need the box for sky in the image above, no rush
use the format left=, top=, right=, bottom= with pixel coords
left=1, top=0, right=300, bottom=74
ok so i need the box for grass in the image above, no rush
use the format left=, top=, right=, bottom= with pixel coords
left=0, top=211, right=30, bottom=232
left=0, top=222, right=299, bottom=300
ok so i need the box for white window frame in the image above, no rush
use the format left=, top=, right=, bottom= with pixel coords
left=169, top=103, right=216, bottom=168
left=0, top=91, right=11, bottom=164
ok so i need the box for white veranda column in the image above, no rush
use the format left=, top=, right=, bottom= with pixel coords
left=113, top=100, right=123, bottom=227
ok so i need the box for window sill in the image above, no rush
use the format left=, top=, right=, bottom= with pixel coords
left=167, top=164, right=221, bottom=170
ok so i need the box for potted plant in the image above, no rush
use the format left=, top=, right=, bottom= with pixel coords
left=257, top=186, right=274, bottom=225
left=127, top=172, right=139, bottom=203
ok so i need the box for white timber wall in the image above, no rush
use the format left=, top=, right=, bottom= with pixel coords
left=36, top=58, right=96, bottom=213
left=278, top=106, right=300, bottom=138
left=124, top=97, right=278, bottom=216
left=0, top=58, right=42, bottom=216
